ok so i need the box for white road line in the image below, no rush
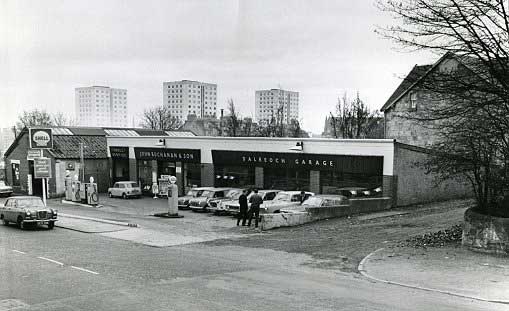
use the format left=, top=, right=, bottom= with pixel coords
left=70, top=266, right=99, bottom=275
left=12, top=250, right=26, bottom=254
left=37, top=256, right=64, bottom=266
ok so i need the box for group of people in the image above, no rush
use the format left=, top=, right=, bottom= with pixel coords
left=236, top=189, right=263, bottom=228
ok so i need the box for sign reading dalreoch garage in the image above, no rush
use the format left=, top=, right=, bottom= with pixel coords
left=212, top=150, right=383, bottom=174
left=134, top=147, right=201, bottom=163
left=110, top=146, right=129, bottom=159
left=34, top=158, right=52, bottom=179
left=29, top=128, right=53, bottom=149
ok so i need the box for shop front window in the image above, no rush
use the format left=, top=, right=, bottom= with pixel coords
left=214, top=165, right=255, bottom=188
left=184, top=163, right=201, bottom=190
left=320, top=171, right=383, bottom=197
left=112, top=159, right=129, bottom=183
left=264, top=168, right=310, bottom=191
left=158, top=161, right=176, bottom=178
left=137, top=160, right=153, bottom=194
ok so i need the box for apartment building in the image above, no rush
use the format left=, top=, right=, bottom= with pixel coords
left=255, top=88, right=299, bottom=124
left=163, top=80, right=217, bottom=120
left=75, top=86, right=128, bottom=127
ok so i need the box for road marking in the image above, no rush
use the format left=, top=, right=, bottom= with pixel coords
left=37, top=256, right=64, bottom=266
left=12, top=249, right=26, bottom=254
left=70, top=266, right=99, bottom=275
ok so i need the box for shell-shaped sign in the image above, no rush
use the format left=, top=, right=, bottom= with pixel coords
left=33, top=131, right=50, bottom=146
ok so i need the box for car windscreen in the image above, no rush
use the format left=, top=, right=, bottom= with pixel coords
left=201, top=190, right=215, bottom=198
left=15, top=199, right=45, bottom=208
left=302, top=197, right=323, bottom=206
left=273, top=193, right=290, bottom=201
left=228, top=190, right=243, bottom=199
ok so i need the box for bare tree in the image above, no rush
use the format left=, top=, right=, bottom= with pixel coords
left=16, top=109, right=54, bottom=129
left=140, top=106, right=182, bottom=131
left=224, top=99, right=242, bottom=137
left=378, top=0, right=509, bottom=212
left=330, top=92, right=381, bottom=139
left=52, top=112, right=77, bottom=126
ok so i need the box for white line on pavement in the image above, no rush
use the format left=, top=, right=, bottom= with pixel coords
left=37, top=256, right=64, bottom=266
left=12, top=250, right=26, bottom=254
left=71, top=266, right=99, bottom=275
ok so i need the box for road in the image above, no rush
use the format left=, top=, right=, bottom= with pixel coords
left=0, top=220, right=504, bottom=311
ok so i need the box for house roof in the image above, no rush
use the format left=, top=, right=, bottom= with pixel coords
left=380, top=64, right=433, bottom=112
left=48, top=135, right=108, bottom=159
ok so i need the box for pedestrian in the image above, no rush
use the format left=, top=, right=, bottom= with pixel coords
left=248, top=188, right=263, bottom=228
left=237, top=189, right=248, bottom=226
left=299, top=190, right=306, bottom=204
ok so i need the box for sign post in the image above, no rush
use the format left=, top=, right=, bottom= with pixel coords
left=34, top=157, right=52, bottom=206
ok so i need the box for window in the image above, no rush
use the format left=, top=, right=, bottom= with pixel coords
left=409, top=92, right=418, bottom=110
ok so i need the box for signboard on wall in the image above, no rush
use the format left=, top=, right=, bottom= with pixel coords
left=211, top=150, right=383, bottom=174
left=29, top=128, right=53, bottom=149
left=34, top=158, right=52, bottom=179
left=27, top=149, right=43, bottom=160
left=109, top=146, right=130, bottom=159
left=134, top=147, right=201, bottom=163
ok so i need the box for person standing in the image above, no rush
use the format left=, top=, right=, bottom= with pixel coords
left=248, top=189, right=263, bottom=228
left=299, top=190, right=306, bottom=204
left=237, top=189, right=248, bottom=226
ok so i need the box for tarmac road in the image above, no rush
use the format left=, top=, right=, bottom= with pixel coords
left=0, top=221, right=505, bottom=311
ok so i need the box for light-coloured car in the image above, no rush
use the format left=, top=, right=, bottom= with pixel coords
left=108, top=181, right=142, bottom=199
left=259, top=191, right=314, bottom=214
left=178, top=187, right=212, bottom=209
left=280, top=195, right=349, bottom=213
left=189, top=188, right=232, bottom=212
left=224, top=189, right=281, bottom=215
left=0, top=181, right=13, bottom=197
left=208, top=188, right=245, bottom=214
left=0, top=196, right=58, bottom=229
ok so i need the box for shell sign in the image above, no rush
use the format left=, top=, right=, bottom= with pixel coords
left=29, top=128, right=53, bottom=149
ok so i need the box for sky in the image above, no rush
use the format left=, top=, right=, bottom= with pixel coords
left=1, top=0, right=434, bottom=134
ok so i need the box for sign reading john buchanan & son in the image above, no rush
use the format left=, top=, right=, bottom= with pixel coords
left=212, top=150, right=383, bottom=174
left=134, top=147, right=201, bottom=163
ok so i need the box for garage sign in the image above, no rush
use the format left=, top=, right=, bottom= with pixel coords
left=34, top=158, right=52, bottom=179
left=29, top=128, right=53, bottom=149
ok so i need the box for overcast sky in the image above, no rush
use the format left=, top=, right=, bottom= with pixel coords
left=1, top=0, right=434, bottom=134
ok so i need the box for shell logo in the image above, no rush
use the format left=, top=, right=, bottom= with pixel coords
left=33, top=131, right=51, bottom=147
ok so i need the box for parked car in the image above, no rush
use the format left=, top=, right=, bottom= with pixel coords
left=0, top=181, right=13, bottom=197
left=108, top=181, right=142, bottom=199
left=178, top=187, right=213, bottom=210
left=259, top=191, right=314, bottom=214
left=189, top=188, right=232, bottom=212
left=280, top=195, right=349, bottom=213
left=208, top=188, right=246, bottom=214
left=0, top=196, right=58, bottom=229
left=224, top=189, right=281, bottom=215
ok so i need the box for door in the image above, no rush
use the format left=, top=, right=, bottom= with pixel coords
left=28, top=160, right=43, bottom=196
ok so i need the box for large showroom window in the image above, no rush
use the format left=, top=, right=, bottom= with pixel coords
left=214, top=165, right=255, bottom=188
left=264, top=168, right=310, bottom=191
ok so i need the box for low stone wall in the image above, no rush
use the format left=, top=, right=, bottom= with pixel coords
left=462, top=208, right=509, bottom=255
left=260, top=197, right=392, bottom=230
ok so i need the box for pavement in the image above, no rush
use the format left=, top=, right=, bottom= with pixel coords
left=359, top=245, right=509, bottom=304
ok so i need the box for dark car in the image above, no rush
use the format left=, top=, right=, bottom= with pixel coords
left=0, top=196, right=58, bottom=229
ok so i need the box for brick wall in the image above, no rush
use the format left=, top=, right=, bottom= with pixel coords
left=309, top=170, right=320, bottom=194
left=201, top=163, right=215, bottom=187
left=5, top=133, right=30, bottom=193
left=394, top=143, right=471, bottom=206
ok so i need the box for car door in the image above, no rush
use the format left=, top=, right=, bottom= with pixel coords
left=1, top=199, right=10, bottom=221
left=4, top=199, right=15, bottom=222
left=112, top=183, right=120, bottom=197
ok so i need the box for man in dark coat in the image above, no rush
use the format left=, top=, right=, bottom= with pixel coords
left=237, top=189, right=248, bottom=226
left=248, top=189, right=263, bottom=228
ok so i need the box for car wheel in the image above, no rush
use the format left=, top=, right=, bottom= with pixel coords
left=108, top=192, right=113, bottom=198
left=48, top=221, right=55, bottom=230
left=122, top=193, right=127, bottom=199
left=17, top=216, right=24, bottom=229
